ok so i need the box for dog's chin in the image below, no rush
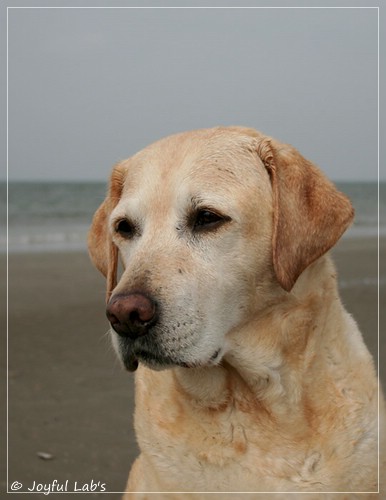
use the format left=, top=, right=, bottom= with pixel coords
left=132, top=350, right=177, bottom=371
left=116, top=342, right=183, bottom=372
left=120, top=346, right=224, bottom=373
left=112, top=330, right=225, bottom=373
left=122, top=350, right=199, bottom=372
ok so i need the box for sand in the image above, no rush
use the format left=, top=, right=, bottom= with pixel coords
left=1, top=236, right=384, bottom=497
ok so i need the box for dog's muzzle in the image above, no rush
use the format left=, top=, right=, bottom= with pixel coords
left=106, top=292, right=161, bottom=372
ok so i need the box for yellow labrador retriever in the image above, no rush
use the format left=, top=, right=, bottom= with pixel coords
left=88, top=127, right=385, bottom=498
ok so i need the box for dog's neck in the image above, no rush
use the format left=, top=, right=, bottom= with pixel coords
left=173, top=255, right=346, bottom=418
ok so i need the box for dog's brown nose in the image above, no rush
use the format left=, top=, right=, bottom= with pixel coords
left=106, top=293, right=157, bottom=338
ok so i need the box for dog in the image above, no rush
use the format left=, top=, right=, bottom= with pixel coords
left=88, top=127, right=385, bottom=498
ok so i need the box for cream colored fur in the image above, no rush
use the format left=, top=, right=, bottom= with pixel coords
left=88, top=127, right=385, bottom=499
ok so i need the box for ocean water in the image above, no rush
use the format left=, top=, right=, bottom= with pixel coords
left=1, top=181, right=384, bottom=254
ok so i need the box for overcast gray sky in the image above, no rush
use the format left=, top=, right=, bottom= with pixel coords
left=6, top=5, right=379, bottom=181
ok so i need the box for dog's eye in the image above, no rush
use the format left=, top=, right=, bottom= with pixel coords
left=115, top=219, right=135, bottom=238
left=193, top=210, right=228, bottom=231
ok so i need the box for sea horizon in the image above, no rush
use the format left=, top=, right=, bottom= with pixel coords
left=1, top=180, right=385, bottom=254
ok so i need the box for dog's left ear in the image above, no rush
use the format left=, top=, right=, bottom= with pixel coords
left=256, top=137, right=354, bottom=292
left=88, top=162, right=127, bottom=301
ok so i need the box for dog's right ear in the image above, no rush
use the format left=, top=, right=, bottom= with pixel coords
left=88, top=162, right=127, bottom=301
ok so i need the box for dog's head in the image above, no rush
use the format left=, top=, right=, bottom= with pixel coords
left=88, top=127, right=353, bottom=371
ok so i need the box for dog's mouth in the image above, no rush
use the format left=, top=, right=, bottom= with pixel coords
left=123, top=352, right=139, bottom=372
left=117, top=337, right=182, bottom=372
left=122, top=349, right=185, bottom=372
left=116, top=336, right=223, bottom=372
left=134, top=349, right=177, bottom=370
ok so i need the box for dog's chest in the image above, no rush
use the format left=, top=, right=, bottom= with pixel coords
left=137, top=400, right=257, bottom=489
left=132, top=368, right=382, bottom=493
left=133, top=372, right=316, bottom=491
left=137, top=389, right=250, bottom=463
